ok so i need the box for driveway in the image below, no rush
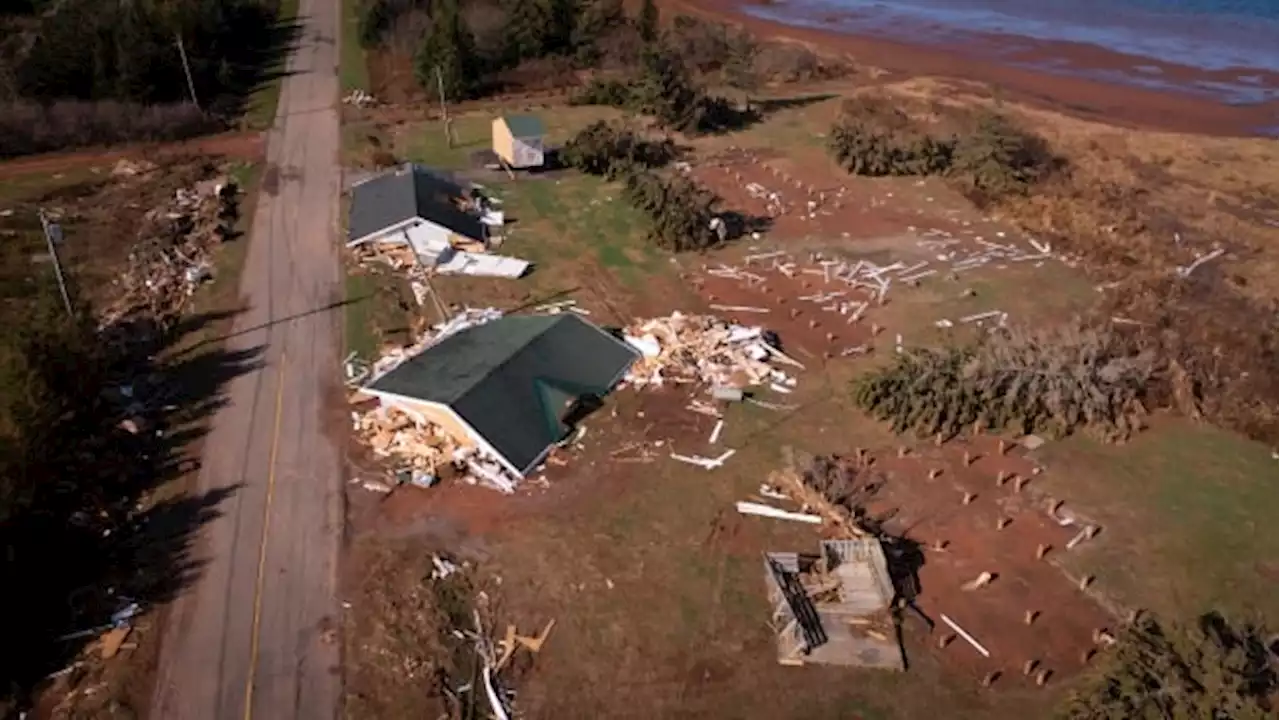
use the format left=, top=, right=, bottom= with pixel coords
left=151, top=0, right=344, bottom=717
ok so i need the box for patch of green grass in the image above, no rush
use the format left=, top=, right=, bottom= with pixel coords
left=397, top=106, right=624, bottom=169
left=0, top=167, right=105, bottom=205
left=496, top=175, right=657, bottom=287
left=340, top=0, right=369, bottom=92
left=1036, top=420, right=1279, bottom=624
left=343, top=271, right=378, bottom=359
left=243, top=0, right=302, bottom=129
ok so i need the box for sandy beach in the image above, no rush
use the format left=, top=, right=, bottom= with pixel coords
left=669, top=0, right=1277, bottom=136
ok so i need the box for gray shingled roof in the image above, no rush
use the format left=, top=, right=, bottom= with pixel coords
left=368, top=314, right=638, bottom=475
left=502, top=115, right=544, bottom=138
left=348, top=164, right=486, bottom=244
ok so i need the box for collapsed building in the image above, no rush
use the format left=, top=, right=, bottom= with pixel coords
left=346, top=163, right=528, bottom=278
left=354, top=312, right=639, bottom=490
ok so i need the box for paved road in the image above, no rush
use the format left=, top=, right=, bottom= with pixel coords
left=151, top=0, right=344, bottom=718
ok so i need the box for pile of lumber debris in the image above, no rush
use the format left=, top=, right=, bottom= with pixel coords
left=99, top=175, right=238, bottom=329
left=765, top=539, right=903, bottom=669
left=621, top=312, right=803, bottom=389
left=351, top=404, right=524, bottom=493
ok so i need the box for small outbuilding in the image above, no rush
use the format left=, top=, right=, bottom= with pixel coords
left=361, top=313, right=638, bottom=477
left=347, top=163, right=488, bottom=250
left=492, top=115, right=546, bottom=169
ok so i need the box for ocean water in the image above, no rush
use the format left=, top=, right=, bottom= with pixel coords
left=743, top=0, right=1279, bottom=105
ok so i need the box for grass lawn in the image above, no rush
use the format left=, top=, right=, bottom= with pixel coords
left=1034, top=420, right=1279, bottom=625
left=393, top=105, right=625, bottom=167
left=340, top=0, right=370, bottom=92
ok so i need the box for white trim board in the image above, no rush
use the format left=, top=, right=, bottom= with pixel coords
left=347, top=217, right=425, bottom=248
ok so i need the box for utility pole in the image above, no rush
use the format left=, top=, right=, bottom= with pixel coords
left=175, top=33, right=200, bottom=109
left=38, top=210, right=73, bottom=316
left=435, top=66, right=455, bottom=148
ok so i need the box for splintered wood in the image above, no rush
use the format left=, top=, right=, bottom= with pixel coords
left=97, top=176, right=239, bottom=332
left=353, top=405, right=458, bottom=473
left=621, top=312, right=801, bottom=389
left=351, top=403, right=524, bottom=493
left=765, top=539, right=903, bottom=670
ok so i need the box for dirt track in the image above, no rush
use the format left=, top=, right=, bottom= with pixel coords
left=150, top=0, right=344, bottom=718
left=0, top=133, right=263, bottom=180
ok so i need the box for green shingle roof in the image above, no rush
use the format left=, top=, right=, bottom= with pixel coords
left=348, top=164, right=485, bottom=244
left=502, top=115, right=545, bottom=138
left=368, top=314, right=638, bottom=475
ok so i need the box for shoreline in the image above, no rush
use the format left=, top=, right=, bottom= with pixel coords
left=670, top=0, right=1277, bottom=137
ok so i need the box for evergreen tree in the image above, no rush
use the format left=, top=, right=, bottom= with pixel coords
left=722, top=29, right=758, bottom=106
left=635, top=43, right=697, bottom=130
left=637, top=0, right=658, bottom=43
left=544, top=0, right=579, bottom=56
left=502, top=0, right=550, bottom=62
left=415, top=0, right=480, bottom=101
left=571, top=0, right=624, bottom=60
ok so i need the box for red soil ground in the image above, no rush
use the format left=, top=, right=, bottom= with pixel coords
left=858, top=434, right=1115, bottom=688
left=687, top=147, right=921, bottom=241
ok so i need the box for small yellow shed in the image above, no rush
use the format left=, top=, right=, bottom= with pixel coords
left=492, top=115, right=546, bottom=169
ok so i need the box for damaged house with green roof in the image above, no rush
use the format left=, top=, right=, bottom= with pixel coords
left=360, top=313, right=639, bottom=480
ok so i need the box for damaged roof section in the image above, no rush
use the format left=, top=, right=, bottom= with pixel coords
left=367, top=313, right=639, bottom=476
left=348, top=163, right=486, bottom=244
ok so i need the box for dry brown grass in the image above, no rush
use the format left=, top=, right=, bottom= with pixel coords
left=863, top=78, right=1279, bottom=441
left=343, top=541, right=481, bottom=720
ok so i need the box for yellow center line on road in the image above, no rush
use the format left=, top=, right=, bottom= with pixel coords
left=243, top=352, right=287, bottom=720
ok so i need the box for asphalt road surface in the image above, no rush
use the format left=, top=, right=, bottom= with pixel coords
left=151, top=0, right=344, bottom=717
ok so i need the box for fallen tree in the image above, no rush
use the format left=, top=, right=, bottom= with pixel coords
left=1059, top=612, right=1276, bottom=720
left=560, top=121, right=677, bottom=179
left=853, top=322, right=1156, bottom=441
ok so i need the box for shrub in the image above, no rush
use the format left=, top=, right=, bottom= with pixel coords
left=0, top=101, right=219, bottom=158
left=826, top=97, right=1056, bottom=200
left=828, top=122, right=954, bottom=177
left=622, top=170, right=720, bottom=252
left=1059, top=612, right=1276, bottom=720
left=827, top=95, right=956, bottom=177
left=561, top=121, right=676, bottom=179
left=853, top=322, right=1155, bottom=441
left=951, top=110, right=1057, bottom=201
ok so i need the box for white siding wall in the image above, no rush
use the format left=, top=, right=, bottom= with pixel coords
left=512, top=137, right=545, bottom=168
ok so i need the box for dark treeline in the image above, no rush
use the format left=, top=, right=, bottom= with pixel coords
left=0, top=0, right=297, bottom=156
left=357, top=0, right=839, bottom=102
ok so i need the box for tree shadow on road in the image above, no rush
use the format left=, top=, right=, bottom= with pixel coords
left=0, top=303, right=264, bottom=714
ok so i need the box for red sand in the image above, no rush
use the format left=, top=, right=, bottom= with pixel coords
left=861, top=435, right=1115, bottom=686
left=668, top=0, right=1276, bottom=137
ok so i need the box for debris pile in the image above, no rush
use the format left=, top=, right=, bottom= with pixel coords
left=765, top=539, right=903, bottom=669
left=110, top=158, right=158, bottom=178
left=621, top=312, right=803, bottom=389
left=351, top=404, right=525, bottom=494
left=99, top=176, right=239, bottom=328
left=466, top=604, right=555, bottom=720
left=342, top=89, right=378, bottom=107
left=348, top=176, right=525, bottom=279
